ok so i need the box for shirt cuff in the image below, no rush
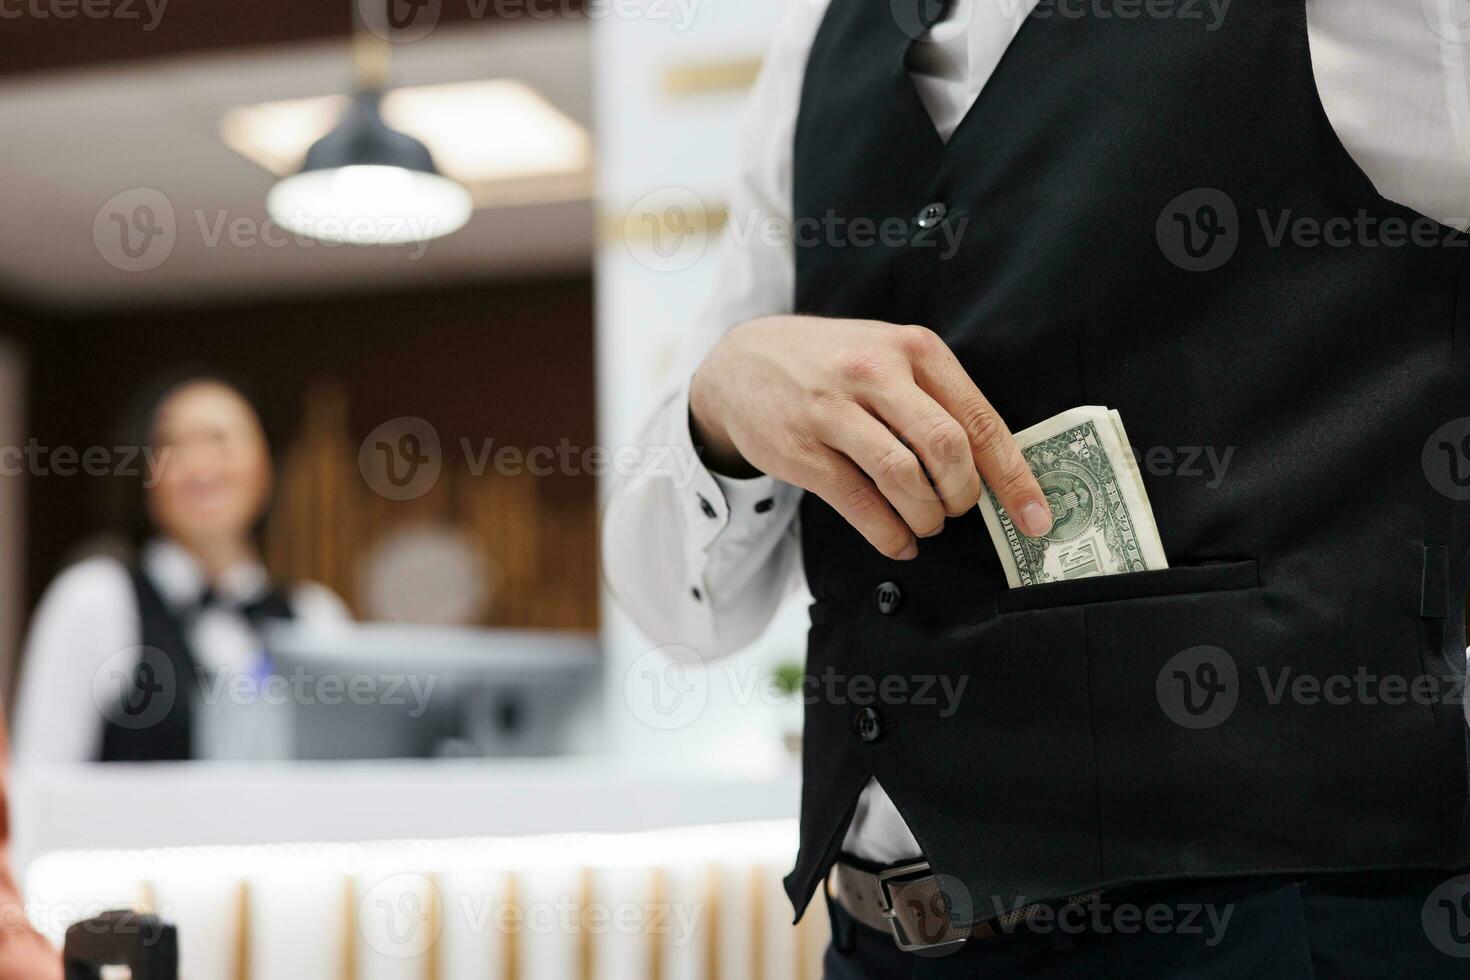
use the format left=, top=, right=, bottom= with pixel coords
left=671, top=383, right=786, bottom=556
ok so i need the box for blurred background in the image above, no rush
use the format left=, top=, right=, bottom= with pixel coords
left=0, top=0, right=824, bottom=976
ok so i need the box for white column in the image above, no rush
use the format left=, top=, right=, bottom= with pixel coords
left=592, top=0, right=808, bottom=766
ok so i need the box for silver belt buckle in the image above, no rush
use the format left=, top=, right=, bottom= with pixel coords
left=876, top=860, right=968, bottom=953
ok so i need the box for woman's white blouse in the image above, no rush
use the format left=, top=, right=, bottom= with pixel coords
left=13, top=540, right=350, bottom=765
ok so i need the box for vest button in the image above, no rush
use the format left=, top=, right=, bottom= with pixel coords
left=916, top=202, right=947, bottom=229
left=876, top=581, right=902, bottom=615
left=855, top=707, right=883, bottom=743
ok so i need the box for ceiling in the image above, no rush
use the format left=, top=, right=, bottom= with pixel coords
left=0, top=19, right=594, bottom=314
left=0, top=0, right=587, bottom=79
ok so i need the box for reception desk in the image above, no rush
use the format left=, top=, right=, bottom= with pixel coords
left=14, top=756, right=800, bottom=861
left=16, top=758, right=817, bottom=980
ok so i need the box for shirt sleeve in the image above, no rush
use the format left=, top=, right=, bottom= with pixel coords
left=601, top=0, right=831, bottom=661
left=11, top=558, right=137, bottom=767
left=1308, top=0, right=1470, bottom=230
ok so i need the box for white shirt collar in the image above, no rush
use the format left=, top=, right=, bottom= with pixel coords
left=141, top=538, right=270, bottom=610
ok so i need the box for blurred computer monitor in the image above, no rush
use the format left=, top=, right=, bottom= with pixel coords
left=262, top=622, right=600, bottom=760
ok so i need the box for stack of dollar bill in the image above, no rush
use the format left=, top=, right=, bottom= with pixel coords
left=978, top=406, right=1168, bottom=588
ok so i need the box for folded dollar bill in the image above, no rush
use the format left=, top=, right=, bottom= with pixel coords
left=978, top=406, right=1168, bottom=588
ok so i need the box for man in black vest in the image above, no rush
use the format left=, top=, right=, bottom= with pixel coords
left=604, top=0, right=1470, bottom=974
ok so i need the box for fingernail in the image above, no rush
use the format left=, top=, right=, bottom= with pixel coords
left=1017, top=501, right=1053, bottom=537
left=898, top=541, right=919, bottom=560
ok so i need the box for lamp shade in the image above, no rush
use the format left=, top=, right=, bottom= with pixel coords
left=267, top=92, right=472, bottom=245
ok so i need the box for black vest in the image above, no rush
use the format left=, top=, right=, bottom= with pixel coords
left=99, top=567, right=295, bottom=762
left=785, top=0, right=1470, bottom=920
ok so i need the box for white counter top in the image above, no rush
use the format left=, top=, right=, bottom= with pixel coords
left=13, top=755, right=801, bottom=871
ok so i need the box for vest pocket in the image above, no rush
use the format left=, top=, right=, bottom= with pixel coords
left=995, top=559, right=1260, bottom=615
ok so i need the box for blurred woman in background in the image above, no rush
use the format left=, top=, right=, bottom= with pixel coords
left=13, top=370, right=349, bottom=764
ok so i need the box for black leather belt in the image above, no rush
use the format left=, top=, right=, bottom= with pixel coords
left=830, top=860, right=1097, bottom=952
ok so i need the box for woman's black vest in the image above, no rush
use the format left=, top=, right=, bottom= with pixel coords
left=785, top=0, right=1470, bottom=919
left=99, top=567, right=295, bottom=762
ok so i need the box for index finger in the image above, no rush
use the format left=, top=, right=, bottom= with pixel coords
left=903, top=330, right=1054, bottom=538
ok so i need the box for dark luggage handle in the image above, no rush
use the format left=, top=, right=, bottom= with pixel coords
left=63, top=910, right=177, bottom=980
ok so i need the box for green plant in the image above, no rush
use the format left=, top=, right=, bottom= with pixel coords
left=771, top=661, right=806, bottom=700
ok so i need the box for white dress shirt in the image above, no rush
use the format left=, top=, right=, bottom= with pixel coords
left=12, top=539, right=350, bottom=765
left=602, top=0, right=1470, bottom=863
